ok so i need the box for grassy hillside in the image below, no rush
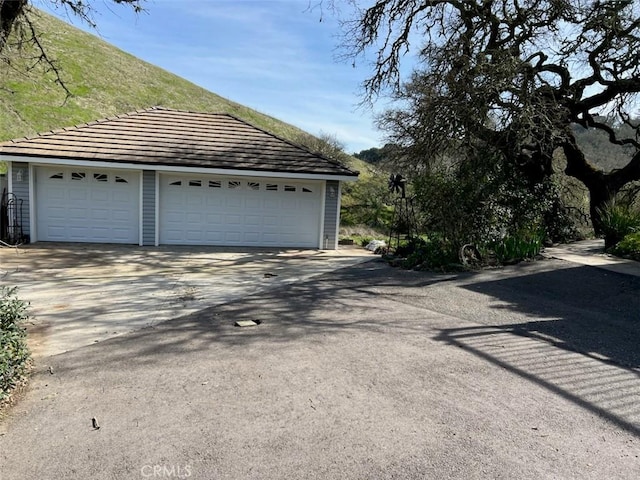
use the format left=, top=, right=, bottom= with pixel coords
left=0, top=9, right=311, bottom=143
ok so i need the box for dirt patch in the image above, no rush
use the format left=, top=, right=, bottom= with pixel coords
left=25, top=321, right=50, bottom=359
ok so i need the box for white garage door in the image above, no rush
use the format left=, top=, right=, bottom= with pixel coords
left=159, top=174, right=322, bottom=247
left=36, top=166, right=140, bottom=243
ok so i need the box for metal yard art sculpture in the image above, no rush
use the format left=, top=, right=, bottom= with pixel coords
left=387, top=173, right=417, bottom=250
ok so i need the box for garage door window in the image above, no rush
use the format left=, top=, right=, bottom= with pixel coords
left=266, top=184, right=278, bottom=191
left=228, top=181, right=241, bottom=189
left=209, top=180, right=221, bottom=188
left=115, top=176, right=128, bottom=184
left=71, top=172, right=86, bottom=181
left=49, top=172, right=64, bottom=180
left=188, top=180, right=202, bottom=187
left=93, top=173, right=108, bottom=182
left=248, top=182, right=260, bottom=191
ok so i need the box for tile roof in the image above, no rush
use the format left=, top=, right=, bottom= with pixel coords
left=0, top=107, right=358, bottom=177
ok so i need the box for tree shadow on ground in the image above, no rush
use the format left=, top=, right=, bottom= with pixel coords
left=436, top=264, right=640, bottom=437
left=45, top=260, right=453, bottom=368
left=31, top=256, right=640, bottom=439
left=459, top=265, right=640, bottom=368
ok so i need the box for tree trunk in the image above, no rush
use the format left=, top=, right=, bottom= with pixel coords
left=587, top=181, right=618, bottom=245
left=562, top=137, right=640, bottom=248
left=562, top=138, right=608, bottom=223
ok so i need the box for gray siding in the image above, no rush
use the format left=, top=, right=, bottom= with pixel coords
left=322, top=180, right=340, bottom=250
left=10, top=162, right=30, bottom=241
left=142, top=170, right=156, bottom=246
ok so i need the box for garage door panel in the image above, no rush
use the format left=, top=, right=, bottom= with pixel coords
left=36, top=167, right=139, bottom=244
left=244, top=215, right=261, bottom=226
left=204, top=233, right=224, bottom=243
left=224, top=232, right=242, bottom=243
left=205, top=213, right=223, bottom=225
left=187, top=196, right=204, bottom=208
left=47, top=206, right=66, bottom=219
left=47, top=188, right=67, bottom=201
left=91, top=209, right=110, bottom=221
left=45, top=226, right=67, bottom=240
left=225, top=214, right=242, bottom=225
left=225, top=197, right=242, bottom=208
left=163, top=229, right=183, bottom=242
left=186, top=212, right=203, bottom=223
left=68, top=189, right=89, bottom=201
left=90, top=227, right=111, bottom=241
left=164, top=212, right=183, bottom=223
left=186, top=231, right=204, bottom=242
left=262, top=233, right=279, bottom=243
left=68, top=207, right=90, bottom=217
left=68, top=226, right=90, bottom=238
left=263, top=199, right=280, bottom=209
left=91, top=190, right=109, bottom=202
left=245, top=198, right=261, bottom=209
left=206, top=197, right=224, bottom=208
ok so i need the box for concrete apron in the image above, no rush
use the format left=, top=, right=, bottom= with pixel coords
left=0, top=243, right=375, bottom=358
left=543, top=238, right=640, bottom=278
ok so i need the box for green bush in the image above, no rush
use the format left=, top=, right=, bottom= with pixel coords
left=1, top=286, right=30, bottom=405
left=612, top=232, right=640, bottom=261
left=489, top=229, right=545, bottom=264
left=396, top=236, right=459, bottom=270
left=412, top=151, right=576, bottom=258
left=597, top=200, right=640, bottom=249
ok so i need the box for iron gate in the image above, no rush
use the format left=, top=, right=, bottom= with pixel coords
left=1, top=188, right=25, bottom=244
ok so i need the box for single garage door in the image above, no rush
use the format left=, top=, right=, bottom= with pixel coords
left=160, top=174, right=322, bottom=247
left=36, top=166, right=140, bottom=243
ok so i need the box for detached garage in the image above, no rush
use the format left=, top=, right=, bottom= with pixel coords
left=0, top=107, right=358, bottom=249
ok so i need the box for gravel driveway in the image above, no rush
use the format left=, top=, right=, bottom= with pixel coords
left=1, top=257, right=639, bottom=479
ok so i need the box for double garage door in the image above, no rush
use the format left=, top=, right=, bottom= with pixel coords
left=159, top=174, right=321, bottom=248
left=35, top=167, right=322, bottom=247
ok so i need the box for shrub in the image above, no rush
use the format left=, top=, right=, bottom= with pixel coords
left=597, top=200, right=640, bottom=249
left=395, top=236, right=459, bottom=270
left=412, top=151, right=577, bottom=257
left=0, top=286, right=30, bottom=405
left=489, top=229, right=544, bottom=264
left=612, top=232, right=640, bottom=261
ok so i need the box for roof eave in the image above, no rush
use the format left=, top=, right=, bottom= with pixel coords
left=0, top=153, right=359, bottom=181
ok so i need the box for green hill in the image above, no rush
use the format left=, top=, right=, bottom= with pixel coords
left=0, top=9, right=313, bottom=143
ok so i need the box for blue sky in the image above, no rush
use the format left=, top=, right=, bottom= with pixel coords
left=36, top=0, right=385, bottom=153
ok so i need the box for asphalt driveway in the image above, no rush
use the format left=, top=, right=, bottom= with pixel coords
left=1, top=255, right=639, bottom=479
left=0, top=243, right=374, bottom=357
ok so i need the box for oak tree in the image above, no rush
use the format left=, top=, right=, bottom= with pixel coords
left=338, top=0, right=640, bottom=233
